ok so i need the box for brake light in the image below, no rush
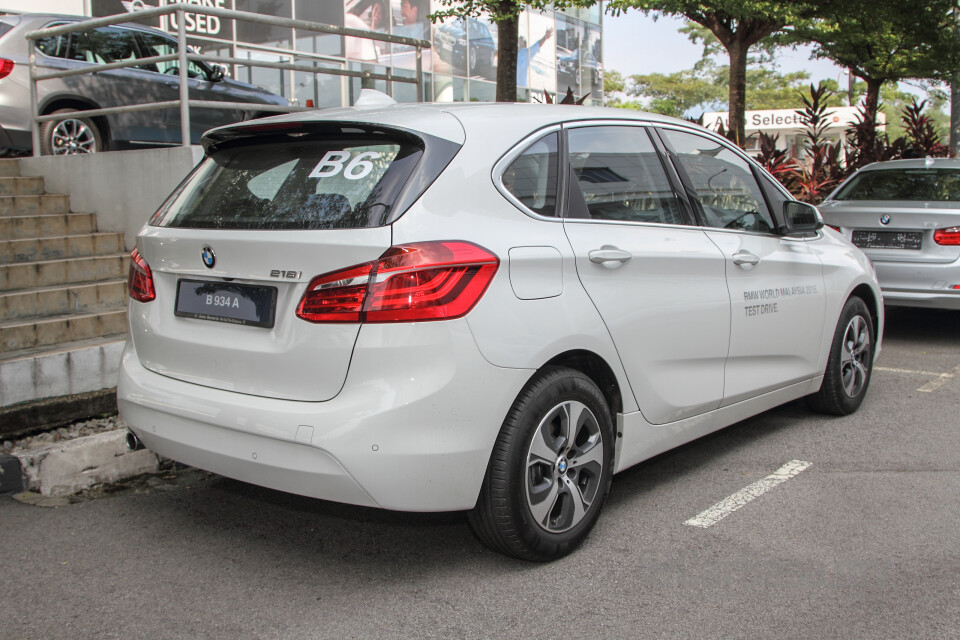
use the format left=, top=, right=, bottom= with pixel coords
left=0, top=59, right=13, bottom=80
left=933, top=227, right=960, bottom=246
left=128, top=248, right=156, bottom=302
left=297, top=241, right=499, bottom=323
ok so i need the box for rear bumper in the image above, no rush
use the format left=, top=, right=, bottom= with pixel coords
left=118, top=319, right=532, bottom=512
left=874, top=259, right=960, bottom=310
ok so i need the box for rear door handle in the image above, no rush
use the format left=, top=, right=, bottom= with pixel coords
left=732, top=251, right=760, bottom=267
left=589, top=247, right=633, bottom=266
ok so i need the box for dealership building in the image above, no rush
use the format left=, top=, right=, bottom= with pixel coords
left=702, top=106, right=887, bottom=157
left=2, top=0, right=604, bottom=107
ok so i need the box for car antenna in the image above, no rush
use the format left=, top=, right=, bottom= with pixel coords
left=354, top=89, right=397, bottom=107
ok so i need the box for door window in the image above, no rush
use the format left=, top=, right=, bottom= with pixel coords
left=567, top=125, right=687, bottom=225
left=135, top=31, right=207, bottom=78
left=72, top=27, right=139, bottom=65
left=659, top=128, right=776, bottom=233
left=500, top=131, right=560, bottom=217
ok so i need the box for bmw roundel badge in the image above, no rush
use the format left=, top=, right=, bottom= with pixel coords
left=880, top=215, right=891, bottom=225
left=201, top=246, right=216, bottom=268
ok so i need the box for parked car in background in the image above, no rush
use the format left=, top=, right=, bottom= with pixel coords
left=0, top=13, right=288, bottom=155
left=820, top=158, right=960, bottom=310
left=119, top=100, right=882, bottom=561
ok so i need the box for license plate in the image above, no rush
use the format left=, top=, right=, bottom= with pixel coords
left=851, top=230, right=923, bottom=250
left=175, top=280, right=277, bottom=328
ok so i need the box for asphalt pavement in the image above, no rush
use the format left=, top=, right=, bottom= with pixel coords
left=1, top=306, right=958, bottom=639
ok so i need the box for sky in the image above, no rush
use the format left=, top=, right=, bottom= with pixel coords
left=602, top=10, right=851, bottom=98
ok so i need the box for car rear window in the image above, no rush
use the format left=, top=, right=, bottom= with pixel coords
left=834, top=168, right=960, bottom=201
left=152, top=135, right=424, bottom=230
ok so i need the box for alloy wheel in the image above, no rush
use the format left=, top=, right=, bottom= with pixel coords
left=525, top=400, right=605, bottom=533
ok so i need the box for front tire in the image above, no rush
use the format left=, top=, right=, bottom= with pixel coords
left=807, top=296, right=875, bottom=415
left=39, top=109, right=103, bottom=155
left=469, top=367, right=614, bottom=561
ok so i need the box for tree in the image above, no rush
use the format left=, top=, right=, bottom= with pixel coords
left=608, top=60, right=837, bottom=119
left=792, top=0, right=960, bottom=151
left=607, top=0, right=818, bottom=145
left=430, top=1, right=590, bottom=102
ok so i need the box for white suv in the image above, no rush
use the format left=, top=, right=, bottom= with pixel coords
left=119, top=102, right=882, bottom=560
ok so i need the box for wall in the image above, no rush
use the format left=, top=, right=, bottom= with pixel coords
left=20, top=146, right=204, bottom=248
left=0, top=1, right=86, bottom=14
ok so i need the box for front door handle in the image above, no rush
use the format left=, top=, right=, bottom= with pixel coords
left=732, top=251, right=760, bottom=267
left=589, top=247, right=633, bottom=265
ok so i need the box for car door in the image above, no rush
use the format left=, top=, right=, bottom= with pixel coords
left=134, top=30, right=247, bottom=144
left=67, top=26, right=170, bottom=145
left=656, top=127, right=827, bottom=405
left=561, top=123, right=731, bottom=425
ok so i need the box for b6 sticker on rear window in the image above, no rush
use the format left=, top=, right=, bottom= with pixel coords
left=309, top=151, right=381, bottom=180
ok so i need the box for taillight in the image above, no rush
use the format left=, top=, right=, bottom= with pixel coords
left=0, top=59, right=13, bottom=80
left=933, top=227, right=960, bottom=246
left=128, top=248, right=156, bottom=302
left=296, top=241, right=499, bottom=323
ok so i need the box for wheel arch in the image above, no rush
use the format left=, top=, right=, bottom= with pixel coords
left=39, top=97, right=111, bottom=147
left=850, top=282, right=881, bottom=340
left=540, top=349, right=623, bottom=425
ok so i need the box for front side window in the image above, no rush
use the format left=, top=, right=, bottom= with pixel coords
left=501, top=131, right=560, bottom=217
left=153, top=135, right=422, bottom=230
left=660, top=128, right=776, bottom=233
left=135, top=31, right=207, bottom=78
left=567, top=125, right=686, bottom=225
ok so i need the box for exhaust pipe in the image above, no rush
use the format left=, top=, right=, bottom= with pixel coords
left=125, top=430, right=144, bottom=451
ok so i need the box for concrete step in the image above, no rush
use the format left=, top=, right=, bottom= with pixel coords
left=0, top=253, right=128, bottom=291
left=0, top=213, right=97, bottom=240
left=0, top=279, right=126, bottom=322
left=0, top=307, right=127, bottom=352
left=0, top=176, right=43, bottom=196
left=0, top=335, right=125, bottom=406
left=0, top=158, right=20, bottom=178
left=0, top=232, right=124, bottom=265
left=0, top=194, right=70, bottom=216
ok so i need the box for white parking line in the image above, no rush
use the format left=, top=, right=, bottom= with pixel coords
left=876, top=365, right=958, bottom=393
left=684, top=460, right=812, bottom=529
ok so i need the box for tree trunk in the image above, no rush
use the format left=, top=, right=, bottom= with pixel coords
left=496, top=8, right=519, bottom=102
left=951, top=77, right=960, bottom=157
left=727, top=38, right=748, bottom=147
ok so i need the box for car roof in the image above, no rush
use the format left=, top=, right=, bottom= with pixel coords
left=204, top=101, right=703, bottom=149
left=4, top=12, right=170, bottom=35
left=857, top=158, right=960, bottom=171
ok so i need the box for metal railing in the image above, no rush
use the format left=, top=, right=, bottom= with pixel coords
left=24, top=2, right=431, bottom=156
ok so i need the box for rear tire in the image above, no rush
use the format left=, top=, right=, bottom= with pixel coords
left=39, top=108, right=104, bottom=155
left=806, top=296, right=875, bottom=415
left=469, top=366, right=614, bottom=561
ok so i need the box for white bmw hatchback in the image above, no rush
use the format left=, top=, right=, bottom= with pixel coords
left=119, top=101, right=883, bottom=560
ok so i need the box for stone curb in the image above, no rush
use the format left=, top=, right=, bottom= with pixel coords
left=6, top=428, right=159, bottom=497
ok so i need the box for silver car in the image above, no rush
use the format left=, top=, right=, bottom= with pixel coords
left=820, top=158, right=960, bottom=310
left=0, top=13, right=288, bottom=155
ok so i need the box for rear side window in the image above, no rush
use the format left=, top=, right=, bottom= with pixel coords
left=501, top=132, right=560, bottom=217
left=0, top=23, right=13, bottom=40
left=834, top=168, right=960, bottom=201
left=567, top=125, right=686, bottom=225
left=153, top=136, right=423, bottom=230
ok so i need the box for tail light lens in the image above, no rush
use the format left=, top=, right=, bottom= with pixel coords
left=128, top=248, right=156, bottom=302
left=0, top=59, right=13, bottom=80
left=297, top=241, right=499, bottom=323
left=933, top=227, right=960, bottom=246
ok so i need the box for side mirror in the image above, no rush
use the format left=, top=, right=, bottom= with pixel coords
left=780, top=201, right=823, bottom=235
left=208, top=64, right=225, bottom=82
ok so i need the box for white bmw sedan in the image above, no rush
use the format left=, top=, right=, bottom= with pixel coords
left=119, top=102, right=883, bottom=561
